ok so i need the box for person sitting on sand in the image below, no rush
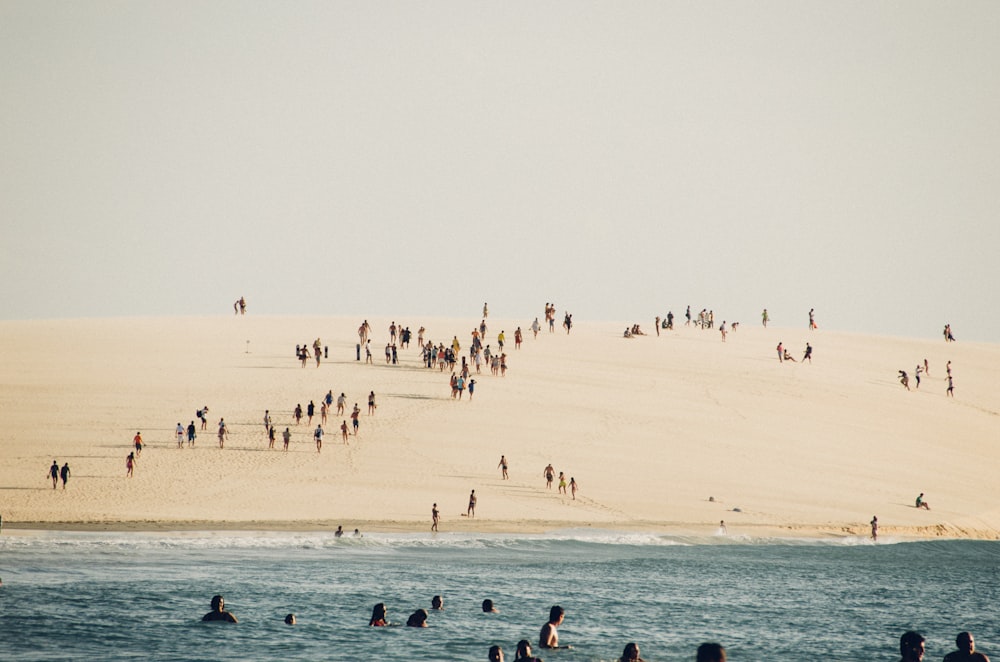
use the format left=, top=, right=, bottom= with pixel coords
left=915, top=493, right=931, bottom=510
left=697, top=643, right=726, bottom=662
left=369, top=602, right=388, bottom=626
left=620, top=642, right=646, bottom=661
left=406, top=608, right=428, bottom=627
left=514, top=639, right=543, bottom=662
left=943, top=631, right=991, bottom=662
left=202, top=595, right=238, bottom=622
left=623, top=328, right=633, bottom=338
left=539, top=605, right=570, bottom=649
left=782, top=349, right=797, bottom=362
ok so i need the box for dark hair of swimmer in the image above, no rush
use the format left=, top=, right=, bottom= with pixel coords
left=482, top=598, right=496, bottom=612
left=284, top=613, right=296, bottom=625
left=696, top=642, right=726, bottom=662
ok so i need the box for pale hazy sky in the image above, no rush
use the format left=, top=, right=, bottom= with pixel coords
left=2, top=2, right=998, bottom=340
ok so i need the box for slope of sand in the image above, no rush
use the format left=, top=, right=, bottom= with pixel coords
left=1, top=315, right=998, bottom=539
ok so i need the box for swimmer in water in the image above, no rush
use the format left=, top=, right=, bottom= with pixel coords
left=202, top=595, right=238, bottom=622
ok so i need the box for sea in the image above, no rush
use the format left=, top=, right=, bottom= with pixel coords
left=0, top=530, right=996, bottom=661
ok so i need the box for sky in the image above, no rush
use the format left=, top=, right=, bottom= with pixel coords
left=2, top=1, right=998, bottom=341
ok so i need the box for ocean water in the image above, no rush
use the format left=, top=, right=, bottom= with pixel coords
left=0, top=530, right=997, bottom=661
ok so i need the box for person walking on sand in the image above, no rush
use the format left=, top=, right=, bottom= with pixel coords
left=914, top=364, right=923, bottom=389
left=218, top=419, right=228, bottom=448
left=776, top=342, right=783, bottom=362
left=337, top=392, right=346, bottom=416
left=531, top=317, right=540, bottom=338
left=187, top=420, right=197, bottom=447
left=762, top=308, right=769, bottom=327
left=498, top=455, right=509, bottom=480
left=803, top=342, right=813, bottom=363
left=898, top=370, right=910, bottom=390
left=947, top=374, right=955, bottom=397
left=267, top=425, right=276, bottom=449
left=467, top=490, right=477, bottom=517
left=558, top=471, right=567, bottom=494
left=282, top=427, right=291, bottom=451
left=431, top=503, right=439, bottom=532
left=176, top=422, right=185, bottom=448
left=368, top=391, right=376, bottom=415
left=340, top=420, right=349, bottom=444
left=133, top=431, right=143, bottom=457
left=60, top=462, right=70, bottom=489
left=569, top=477, right=578, bottom=500
left=49, top=460, right=59, bottom=488
left=351, top=404, right=360, bottom=434
left=126, top=451, right=135, bottom=477
left=809, top=308, right=816, bottom=329
left=314, top=425, right=323, bottom=453
left=871, top=515, right=878, bottom=542
left=543, top=463, right=555, bottom=489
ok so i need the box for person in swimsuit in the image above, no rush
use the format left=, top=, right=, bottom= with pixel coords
left=870, top=515, right=878, bottom=541
left=217, top=419, right=228, bottom=448
left=314, top=425, right=323, bottom=452
left=569, top=477, right=578, bottom=500
left=489, top=645, right=505, bottom=662
left=202, top=594, right=237, bottom=622
left=368, top=391, right=376, bottom=415
left=369, top=603, right=388, bottom=626
left=467, top=490, right=477, bottom=517
left=187, top=421, right=197, bottom=447
left=282, top=427, right=291, bottom=451
left=431, top=503, right=440, bottom=532
left=621, top=642, right=646, bottom=661
left=351, top=405, right=360, bottom=434
left=340, top=420, right=349, bottom=444
left=176, top=423, right=185, bottom=448
left=49, top=460, right=59, bottom=488
left=126, top=452, right=135, bottom=477
left=514, top=640, right=542, bottom=662
left=133, top=432, right=143, bottom=456
left=498, top=455, right=509, bottom=480
left=916, top=493, right=931, bottom=510
left=543, top=463, right=554, bottom=489
left=431, top=595, right=444, bottom=610
left=899, top=631, right=925, bottom=662
left=558, top=472, right=567, bottom=494
left=406, top=609, right=428, bottom=627
left=539, top=605, right=570, bottom=649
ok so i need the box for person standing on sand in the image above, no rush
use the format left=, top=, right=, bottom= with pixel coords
left=187, top=421, right=197, bottom=447
left=570, top=477, right=578, bottom=500
left=543, top=463, right=555, bottom=489
left=431, top=503, right=439, bottom=532
left=314, top=425, right=323, bottom=453
left=762, top=308, right=769, bottom=327
left=307, top=401, right=315, bottom=425
left=368, top=391, right=376, bottom=415
left=719, top=321, right=727, bottom=342
left=498, top=455, right=509, bottom=480
left=199, top=406, right=209, bottom=430
left=655, top=316, right=661, bottom=336
left=351, top=404, right=360, bottom=434
left=282, top=427, right=291, bottom=451
left=914, top=364, right=923, bottom=389
left=337, top=392, right=346, bottom=416
left=217, top=419, right=228, bottom=448
left=776, top=342, right=783, bottom=362
left=176, top=422, right=185, bottom=448
left=467, top=490, right=477, bottom=517
left=871, top=515, right=878, bottom=541
left=558, top=471, right=567, bottom=494
left=59, top=462, right=70, bottom=489
left=468, top=378, right=476, bottom=400
left=268, top=425, right=276, bottom=449
left=340, top=420, right=349, bottom=444
left=803, top=343, right=813, bottom=363
left=809, top=308, right=816, bottom=329
left=49, top=460, right=59, bottom=488
left=126, top=452, right=135, bottom=477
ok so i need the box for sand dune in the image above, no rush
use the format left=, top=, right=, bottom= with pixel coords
left=1, top=315, right=997, bottom=539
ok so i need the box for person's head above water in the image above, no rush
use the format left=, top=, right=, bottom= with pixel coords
left=284, top=613, right=296, bottom=625
left=488, top=645, right=504, bottom=662
left=431, top=595, right=443, bottom=610
left=548, top=605, right=564, bottom=624
left=955, top=631, right=975, bottom=653
left=369, top=602, right=387, bottom=626
left=696, top=643, right=726, bottom=662
left=899, top=631, right=925, bottom=661
left=622, top=642, right=642, bottom=661
left=210, top=595, right=224, bottom=611
left=482, top=598, right=498, bottom=613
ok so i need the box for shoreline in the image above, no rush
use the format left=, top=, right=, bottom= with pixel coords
left=3, top=518, right=997, bottom=541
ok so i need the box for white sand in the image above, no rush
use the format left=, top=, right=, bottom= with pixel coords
left=1, top=315, right=997, bottom=539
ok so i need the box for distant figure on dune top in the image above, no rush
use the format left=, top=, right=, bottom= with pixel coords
left=202, top=595, right=237, bottom=623
left=761, top=308, right=769, bottom=327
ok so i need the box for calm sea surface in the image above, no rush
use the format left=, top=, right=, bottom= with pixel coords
left=1, top=530, right=997, bottom=661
